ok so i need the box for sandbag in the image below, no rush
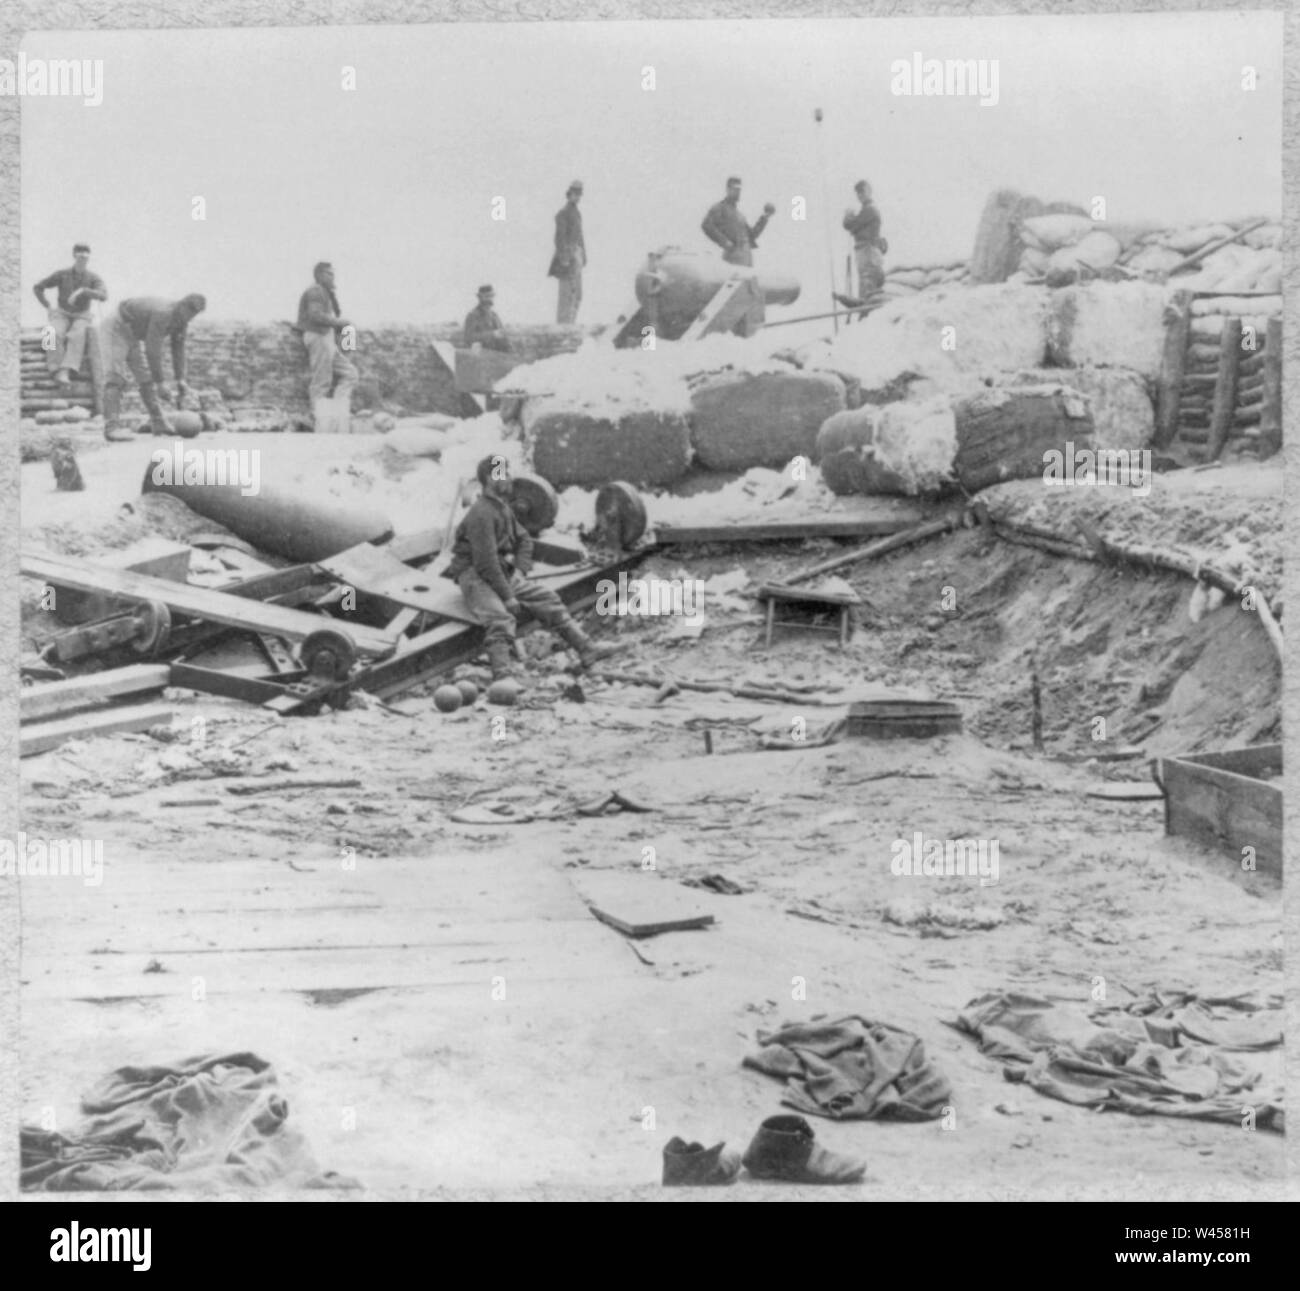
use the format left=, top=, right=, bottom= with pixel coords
left=954, top=385, right=1094, bottom=492
left=525, top=403, right=693, bottom=489
left=1018, top=246, right=1050, bottom=276
left=1009, top=367, right=1153, bottom=452
left=1124, top=245, right=1184, bottom=277
left=1046, top=282, right=1170, bottom=379
left=1020, top=213, right=1094, bottom=252
left=1162, top=223, right=1234, bottom=255
left=690, top=370, right=845, bottom=471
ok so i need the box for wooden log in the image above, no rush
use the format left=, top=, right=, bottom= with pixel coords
left=1168, top=217, right=1270, bottom=276
left=783, top=515, right=959, bottom=585
left=1237, top=385, right=1264, bottom=409
left=1179, top=429, right=1211, bottom=443
left=1186, top=343, right=1221, bottom=365
left=1260, top=316, right=1282, bottom=457
left=20, top=702, right=174, bottom=757
left=1207, top=317, right=1243, bottom=461
left=20, top=663, right=171, bottom=723
left=1154, top=289, right=1193, bottom=447
left=1234, top=407, right=1262, bottom=426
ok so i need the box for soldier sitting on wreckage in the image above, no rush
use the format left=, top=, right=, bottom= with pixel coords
left=444, top=455, right=622, bottom=682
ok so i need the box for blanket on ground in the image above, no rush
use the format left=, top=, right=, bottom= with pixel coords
left=953, top=989, right=1283, bottom=1132
left=744, top=1015, right=952, bottom=1121
left=21, top=1052, right=359, bottom=1191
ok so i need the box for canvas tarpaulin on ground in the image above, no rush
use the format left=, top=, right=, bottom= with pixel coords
left=744, top=1015, right=952, bottom=1121
left=952, top=989, right=1283, bottom=1131
left=21, top=1052, right=358, bottom=1191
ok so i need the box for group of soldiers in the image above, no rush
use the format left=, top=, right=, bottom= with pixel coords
left=33, top=247, right=206, bottom=442
left=33, top=177, right=884, bottom=440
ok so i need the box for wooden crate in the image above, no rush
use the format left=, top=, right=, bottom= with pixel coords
left=1154, top=743, right=1282, bottom=875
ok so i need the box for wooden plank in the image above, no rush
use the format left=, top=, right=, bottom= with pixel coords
left=319, top=543, right=479, bottom=623
left=657, top=514, right=924, bottom=545
left=1157, top=757, right=1282, bottom=876
left=20, top=703, right=173, bottom=757
left=384, top=528, right=443, bottom=564
left=1259, top=316, right=1282, bottom=458
left=19, top=664, right=170, bottom=723
left=1207, top=317, right=1243, bottom=461
left=20, top=924, right=629, bottom=999
left=1154, top=288, right=1193, bottom=448
left=22, top=549, right=397, bottom=656
left=572, top=872, right=716, bottom=938
left=1084, top=783, right=1166, bottom=801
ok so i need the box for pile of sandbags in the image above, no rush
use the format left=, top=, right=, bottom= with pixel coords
left=1046, top=281, right=1170, bottom=380
left=1006, top=367, right=1154, bottom=452
left=881, top=261, right=969, bottom=296
left=816, top=399, right=956, bottom=497
left=690, top=370, right=846, bottom=471
left=522, top=399, right=694, bottom=489
left=953, top=384, right=1095, bottom=492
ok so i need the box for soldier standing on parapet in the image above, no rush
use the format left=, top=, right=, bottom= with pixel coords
left=296, top=262, right=358, bottom=433
left=548, top=180, right=587, bottom=324
left=843, top=180, right=888, bottom=297
left=701, top=177, right=776, bottom=267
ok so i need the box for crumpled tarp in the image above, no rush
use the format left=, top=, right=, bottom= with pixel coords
left=953, top=990, right=1284, bottom=1132
left=744, top=1015, right=952, bottom=1121
left=21, top=1052, right=360, bottom=1192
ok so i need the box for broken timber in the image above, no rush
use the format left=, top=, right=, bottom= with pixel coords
left=20, top=663, right=171, bottom=723
left=20, top=702, right=174, bottom=757
left=22, top=550, right=398, bottom=657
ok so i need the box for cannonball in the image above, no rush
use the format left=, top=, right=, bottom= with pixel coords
left=456, top=679, right=479, bottom=705
left=168, top=410, right=204, bottom=439
left=433, top=684, right=463, bottom=713
left=486, top=678, right=522, bottom=707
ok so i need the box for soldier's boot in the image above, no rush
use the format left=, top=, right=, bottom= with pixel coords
left=140, top=382, right=172, bottom=436
left=486, top=639, right=517, bottom=682
left=741, top=1115, right=866, bottom=1185
left=557, top=618, right=623, bottom=670
left=102, top=384, right=135, bottom=442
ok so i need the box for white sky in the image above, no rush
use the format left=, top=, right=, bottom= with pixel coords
left=20, top=13, right=1282, bottom=331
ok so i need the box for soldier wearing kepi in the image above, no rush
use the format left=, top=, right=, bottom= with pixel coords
left=446, top=455, right=621, bottom=681
left=33, top=243, right=107, bottom=387
left=701, top=176, right=776, bottom=267
left=548, top=180, right=587, bottom=324
left=100, top=294, right=206, bottom=442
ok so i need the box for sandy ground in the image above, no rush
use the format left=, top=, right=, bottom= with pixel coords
left=17, top=432, right=1287, bottom=1200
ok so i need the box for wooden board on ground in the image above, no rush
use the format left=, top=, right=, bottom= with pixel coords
left=22, top=549, right=398, bottom=656
left=21, top=852, right=642, bottom=1002
left=19, top=663, right=171, bottom=723
left=573, top=871, right=716, bottom=938
left=20, top=702, right=173, bottom=757
left=655, top=512, right=924, bottom=545
left=319, top=542, right=479, bottom=624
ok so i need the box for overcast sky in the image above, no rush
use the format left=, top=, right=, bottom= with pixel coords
left=20, top=13, right=1282, bottom=330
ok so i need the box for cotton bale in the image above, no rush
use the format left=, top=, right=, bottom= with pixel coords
left=1008, top=366, right=1153, bottom=452
left=523, top=399, right=693, bottom=489
left=689, top=370, right=846, bottom=471
left=954, top=384, right=1095, bottom=492
left=1045, top=281, right=1170, bottom=379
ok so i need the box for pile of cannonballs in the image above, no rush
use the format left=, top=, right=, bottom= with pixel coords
left=431, top=677, right=524, bottom=712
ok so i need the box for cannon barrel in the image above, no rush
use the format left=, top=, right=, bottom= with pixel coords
left=634, top=248, right=800, bottom=339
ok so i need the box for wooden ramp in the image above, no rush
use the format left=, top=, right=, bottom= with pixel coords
left=21, top=851, right=642, bottom=1004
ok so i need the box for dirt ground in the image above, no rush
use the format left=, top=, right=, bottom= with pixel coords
left=17, top=432, right=1287, bottom=1200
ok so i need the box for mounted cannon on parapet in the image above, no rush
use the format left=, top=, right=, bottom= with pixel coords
left=610, top=247, right=800, bottom=347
